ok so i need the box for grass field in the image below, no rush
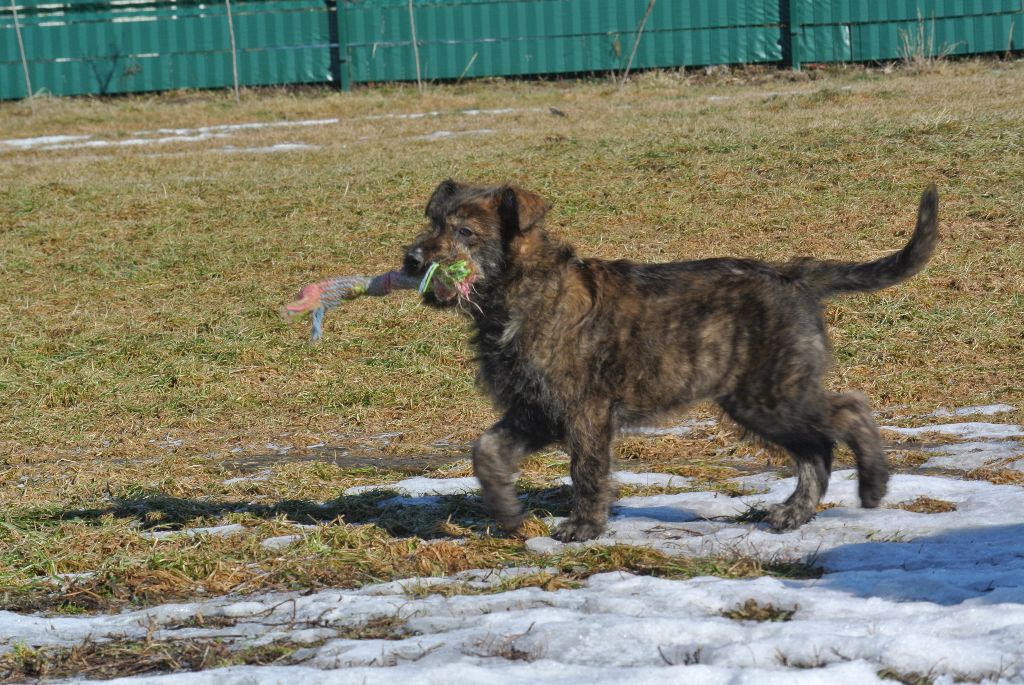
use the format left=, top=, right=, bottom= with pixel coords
left=2, top=59, right=1024, bottom=679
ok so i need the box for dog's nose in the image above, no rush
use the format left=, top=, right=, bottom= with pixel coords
left=404, top=247, right=425, bottom=274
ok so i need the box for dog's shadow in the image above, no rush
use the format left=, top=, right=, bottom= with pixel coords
left=45, top=485, right=576, bottom=539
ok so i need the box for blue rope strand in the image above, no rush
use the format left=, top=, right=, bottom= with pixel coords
left=311, top=306, right=325, bottom=342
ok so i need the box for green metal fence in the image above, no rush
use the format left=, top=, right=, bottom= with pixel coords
left=2, top=0, right=1023, bottom=100
left=793, top=0, right=1024, bottom=67
left=1, top=0, right=338, bottom=98
left=343, top=1, right=783, bottom=84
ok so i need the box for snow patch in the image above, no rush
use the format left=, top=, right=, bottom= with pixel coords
left=881, top=421, right=1024, bottom=440
left=216, top=143, right=322, bottom=154
left=412, top=128, right=495, bottom=141
left=0, top=134, right=91, bottom=150
left=345, top=476, right=481, bottom=497
left=930, top=403, right=1016, bottom=418
left=140, top=523, right=245, bottom=540
left=345, top=471, right=692, bottom=500
left=624, top=419, right=717, bottom=437
left=6, top=479, right=1024, bottom=685
left=261, top=534, right=302, bottom=550
left=365, top=106, right=531, bottom=121
left=922, top=441, right=1024, bottom=471
left=7, top=412, right=1024, bottom=683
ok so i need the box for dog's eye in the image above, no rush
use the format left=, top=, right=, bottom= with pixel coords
left=457, top=227, right=475, bottom=238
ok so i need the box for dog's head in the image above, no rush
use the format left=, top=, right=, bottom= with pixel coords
left=403, top=179, right=551, bottom=309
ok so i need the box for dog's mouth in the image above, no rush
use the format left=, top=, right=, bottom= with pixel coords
left=416, top=259, right=479, bottom=306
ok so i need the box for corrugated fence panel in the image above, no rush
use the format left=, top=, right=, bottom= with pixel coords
left=2, top=0, right=1024, bottom=99
left=0, top=0, right=335, bottom=98
left=796, top=0, right=1024, bottom=63
left=343, top=0, right=783, bottom=83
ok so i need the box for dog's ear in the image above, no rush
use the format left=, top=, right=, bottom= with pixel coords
left=425, top=179, right=461, bottom=223
left=497, top=185, right=550, bottom=243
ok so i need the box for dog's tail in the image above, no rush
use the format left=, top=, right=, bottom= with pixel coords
left=784, top=185, right=938, bottom=297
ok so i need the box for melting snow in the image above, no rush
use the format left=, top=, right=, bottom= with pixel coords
left=345, top=476, right=481, bottom=497
left=930, top=403, right=1016, bottom=418
left=624, top=418, right=717, bottom=437
left=0, top=108, right=537, bottom=156
left=140, top=523, right=245, bottom=540
left=881, top=421, right=1024, bottom=440
left=4, top=469, right=1023, bottom=683
left=260, top=534, right=303, bottom=550
left=922, top=441, right=1024, bottom=471
left=6, top=412, right=1024, bottom=683
left=412, top=128, right=496, bottom=141
left=0, top=134, right=91, bottom=150
left=216, top=143, right=322, bottom=154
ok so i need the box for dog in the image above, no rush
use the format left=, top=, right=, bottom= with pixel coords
left=402, top=180, right=938, bottom=541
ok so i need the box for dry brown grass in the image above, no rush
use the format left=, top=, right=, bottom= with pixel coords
left=2, top=59, right=1022, bottom=616
left=888, top=496, right=958, bottom=513
left=964, top=467, right=1024, bottom=486
left=721, top=598, right=797, bottom=622
left=2, top=60, right=1022, bottom=468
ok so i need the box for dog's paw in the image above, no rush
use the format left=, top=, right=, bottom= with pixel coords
left=495, top=511, right=526, bottom=533
left=765, top=503, right=814, bottom=532
left=551, top=517, right=606, bottom=542
left=858, top=472, right=889, bottom=509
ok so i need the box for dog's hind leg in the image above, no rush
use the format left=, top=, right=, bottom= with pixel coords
left=722, top=396, right=834, bottom=531
left=766, top=436, right=833, bottom=530
left=473, top=417, right=552, bottom=533
left=829, top=391, right=888, bottom=508
left=552, top=406, right=615, bottom=542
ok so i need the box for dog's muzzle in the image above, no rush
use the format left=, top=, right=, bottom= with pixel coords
left=403, top=247, right=425, bottom=276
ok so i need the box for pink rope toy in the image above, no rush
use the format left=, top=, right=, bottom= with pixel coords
left=281, top=261, right=476, bottom=342
left=280, top=271, right=419, bottom=342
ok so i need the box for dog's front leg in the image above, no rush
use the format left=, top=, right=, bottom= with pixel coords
left=553, top=414, right=614, bottom=542
left=473, top=418, right=548, bottom=533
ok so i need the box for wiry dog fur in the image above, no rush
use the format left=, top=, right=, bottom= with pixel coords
left=402, top=181, right=939, bottom=541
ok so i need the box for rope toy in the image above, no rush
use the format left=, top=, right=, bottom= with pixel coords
left=281, top=261, right=474, bottom=342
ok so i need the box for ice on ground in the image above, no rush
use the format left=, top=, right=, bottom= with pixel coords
left=557, top=471, right=692, bottom=489
left=558, top=470, right=1024, bottom=579
left=0, top=134, right=91, bottom=150
left=4, top=470, right=1023, bottom=683
left=623, top=418, right=717, bottom=437
left=345, top=471, right=691, bottom=500
left=261, top=534, right=303, bottom=550
left=140, top=523, right=245, bottom=540
left=345, top=476, right=481, bottom=497
left=412, top=128, right=495, bottom=141
left=5, top=469, right=1024, bottom=684
left=216, top=143, right=322, bottom=153
left=922, top=440, right=1024, bottom=471
left=364, top=106, right=534, bottom=121
left=609, top=471, right=691, bottom=488
left=39, top=132, right=230, bottom=150
left=881, top=421, right=1024, bottom=440
left=930, top=403, right=1016, bottom=418
left=4, top=108, right=537, bottom=157
left=7, top=411, right=1024, bottom=683
left=137, top=119, right=339, bottom=137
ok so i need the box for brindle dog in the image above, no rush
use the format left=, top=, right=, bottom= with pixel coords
left=403, top=180, right=938, bottom=541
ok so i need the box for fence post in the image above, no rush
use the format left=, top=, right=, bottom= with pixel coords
left=619, top=0, right=657, bottom=88
left=782, top=0, right=802, bottom=70
left=225, top=0, right=241, bottom=101
left=408, top=0, right=423, bottom=93
left=10, top=0, right=34, bottom=107
left=327, top=0, right=349, bottom=91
